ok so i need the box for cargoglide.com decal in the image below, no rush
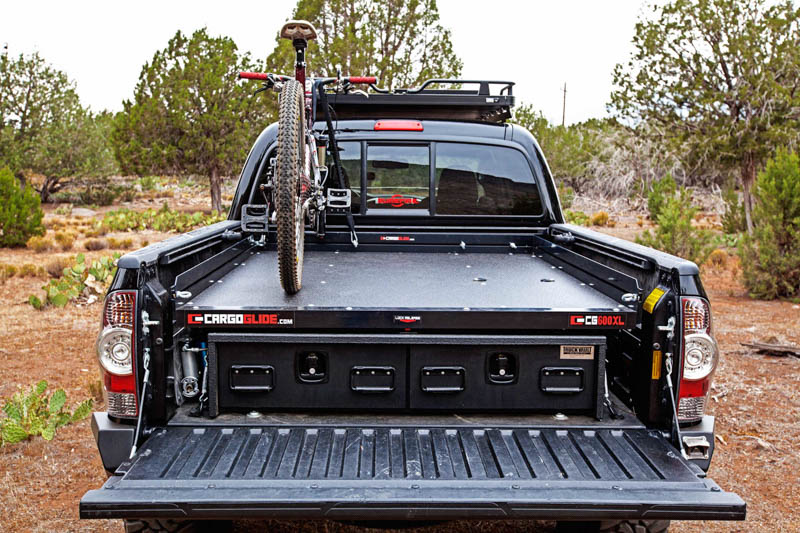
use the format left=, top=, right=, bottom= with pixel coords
left=187, top=312, right=294, bottom=326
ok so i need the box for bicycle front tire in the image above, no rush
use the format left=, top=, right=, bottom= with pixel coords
left=275, top=79, right=308, bottom=294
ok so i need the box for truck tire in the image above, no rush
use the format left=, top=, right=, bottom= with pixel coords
left=275, top=78, right=309, bottom=294
left=600, top=520, right=670, bottom=533
left=123, top=519, right=231, bottom=533
left=556, top=520, right=670, bottom=533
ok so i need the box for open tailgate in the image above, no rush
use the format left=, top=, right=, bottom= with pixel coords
left=81, top=423, right=744, bottom=522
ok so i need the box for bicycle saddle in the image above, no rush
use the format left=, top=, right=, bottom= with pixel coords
left=280, top=20, right=318, bottom=41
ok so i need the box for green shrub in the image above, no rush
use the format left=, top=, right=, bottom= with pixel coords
left=28, top=294, right=43, bottom=309
left=721, top=184, right=746, bottom=234
left=636, top=187, right=716, bottom=266
left=1, top=380, right=92, bottom=445
left=138, top=175, right=158, bottom=191
left=564, top=209, right=590, bottom=226
left=739, top=149, right=800, bottom=299
left=117, top=186, right=136, bottom=202
left=102, top=203, right=225, bottom=233
left=647, top=174, right=677, bottom=220
left=557, top=184, right=575, bottom=209
left=0, top=167, right=45, bottom=247
left=54, top=204, right=73, bottom=216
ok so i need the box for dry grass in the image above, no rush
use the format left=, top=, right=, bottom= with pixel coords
left=590, top=211, right=610, bottom=226
left=18, top=263, right=44, bottom=277
left=54, top=231, right=76, bottom=251
left=26, top=235, right=54, bottom=253
left=107, top=237, right=134, bottom=250
left=707, top=249, right=730, bottom=270
left=83, top=238, right=108, bottom=251
left=45, top=256, right=73, bottom=279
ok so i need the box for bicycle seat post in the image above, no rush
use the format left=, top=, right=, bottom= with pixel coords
left=293, top=39, right=307, bottom=87
left=280, top=20, right=318, bottom=89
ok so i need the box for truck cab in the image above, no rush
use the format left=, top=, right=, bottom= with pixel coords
left=81, top=79, right=744, bottom=532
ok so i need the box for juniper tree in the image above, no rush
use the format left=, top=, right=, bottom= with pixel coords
left=112, top=29, right=266, bottom=212
left=610, top=0, right=800, bottom=233
left=0, top=50, right=114, bottom=200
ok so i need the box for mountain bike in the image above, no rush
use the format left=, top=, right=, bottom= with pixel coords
left=239, top=20, right=375, bottom=294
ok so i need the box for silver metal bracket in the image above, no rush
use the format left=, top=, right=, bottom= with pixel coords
left=658, top=316, right=676, bottom=341
left=682, top=435, right=711, bottom=460
left=141, top=311, right=159, bottom=335
left=326, top=188, right=351, bottom=214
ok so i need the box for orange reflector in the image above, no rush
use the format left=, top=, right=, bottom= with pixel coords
left=374, top=120, right=423, bottom=131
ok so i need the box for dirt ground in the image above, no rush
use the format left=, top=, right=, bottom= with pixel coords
left=0, top=203, right=797, bottom=532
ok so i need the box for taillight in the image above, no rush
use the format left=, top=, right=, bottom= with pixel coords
left=97, top=290, right=138, bottom=418
left=678, top=297, right=719, bottom=423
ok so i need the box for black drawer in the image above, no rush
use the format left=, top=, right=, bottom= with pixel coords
left=210, top=342, right=406, bottom=414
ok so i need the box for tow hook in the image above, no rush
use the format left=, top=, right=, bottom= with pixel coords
left=682, top=435, right=711, bottom=460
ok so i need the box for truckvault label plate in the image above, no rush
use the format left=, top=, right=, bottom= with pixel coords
left=560, top=345, right=595, bottom=359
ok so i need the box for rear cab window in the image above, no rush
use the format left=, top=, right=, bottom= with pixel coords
left=328, top=141, right=543, bottom=218
left=435, top=143, right=542, bottom=216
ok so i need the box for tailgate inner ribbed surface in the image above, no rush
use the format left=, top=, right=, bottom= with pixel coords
left=126, top=426, right=695, bottom=483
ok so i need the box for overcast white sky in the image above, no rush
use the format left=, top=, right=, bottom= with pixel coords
left=1, top=0, right=645, bottom=125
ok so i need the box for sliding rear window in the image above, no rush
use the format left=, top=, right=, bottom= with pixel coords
left=435, top=143, right=543, bottom=216
left=366, top=145, right=430, bottom=212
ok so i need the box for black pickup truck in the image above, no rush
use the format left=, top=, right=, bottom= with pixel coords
left=80, top=80, right=744, bottom=533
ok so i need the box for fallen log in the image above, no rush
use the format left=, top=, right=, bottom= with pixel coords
left=740, top=341, right=800, bottom=357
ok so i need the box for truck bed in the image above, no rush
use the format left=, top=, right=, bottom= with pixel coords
left=175, top=248, right=637, bottom=331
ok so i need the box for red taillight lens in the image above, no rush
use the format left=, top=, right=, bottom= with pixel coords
left=98, top=290, right=138, bottom=418
left=678, top=297, right=718, bottom=423
left=374, top=120, right=423, bottom=131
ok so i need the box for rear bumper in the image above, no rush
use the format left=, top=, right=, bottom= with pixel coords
left=92, top=412, right=134, bottom=472
left=81, top=423, right=745, bottom=522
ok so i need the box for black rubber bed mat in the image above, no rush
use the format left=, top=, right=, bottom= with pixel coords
left=81, top=424, right=744, bottom=521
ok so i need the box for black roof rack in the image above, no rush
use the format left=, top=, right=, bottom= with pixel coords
left=317, top=79, right=515, bottom=123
